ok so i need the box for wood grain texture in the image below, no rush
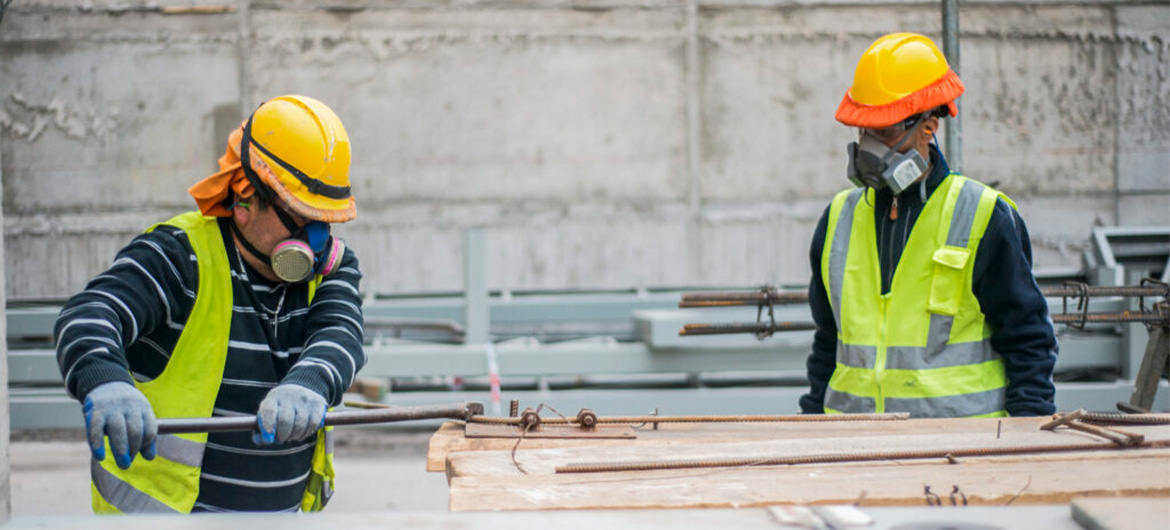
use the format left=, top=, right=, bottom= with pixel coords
left=430, top=417, right=1170, bottom=511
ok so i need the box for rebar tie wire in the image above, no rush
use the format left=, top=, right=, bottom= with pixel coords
left=554, top=439, right=1170, bottom=474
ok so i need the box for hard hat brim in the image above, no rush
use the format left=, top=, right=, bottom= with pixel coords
left=249, top=148, right=357, bottom=224
left=835, top=69, right=964, bottom=129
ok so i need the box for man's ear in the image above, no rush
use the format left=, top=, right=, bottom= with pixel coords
left=231, top=201, right=251, bottom=227
left=922, top=116, right=940, bottom=136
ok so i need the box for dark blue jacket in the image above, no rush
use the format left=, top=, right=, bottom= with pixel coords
left=799, top=144, right=1058, bottom=416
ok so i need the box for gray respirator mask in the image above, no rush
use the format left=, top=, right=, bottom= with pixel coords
left=845, top=115, right=929, bottom=195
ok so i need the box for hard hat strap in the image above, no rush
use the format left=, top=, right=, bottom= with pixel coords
left=228, top=216, right=273, bottom=268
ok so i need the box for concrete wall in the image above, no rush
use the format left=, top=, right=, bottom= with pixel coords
left=0, top=130, right=10, bottom=521
left=1, top=0, right=1167, bottom=299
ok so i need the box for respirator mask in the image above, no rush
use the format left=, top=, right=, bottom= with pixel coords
left=229, top=198, right=346, bottom=284
left=845, top=113, right=930, bottom=195
left=233, top=118, right=347, bottom=284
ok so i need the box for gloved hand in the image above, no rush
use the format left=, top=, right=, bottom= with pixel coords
left=254, top=384, right=327, bottom=445
left=83, top=381, right=158, bottom=470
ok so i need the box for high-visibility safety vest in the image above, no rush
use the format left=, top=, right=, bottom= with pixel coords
left=91, top=212, right=336, bottom=513
left=821, top=174, right=1014, bottom=418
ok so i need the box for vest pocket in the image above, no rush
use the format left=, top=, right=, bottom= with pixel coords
left=928, top=246, right=970, bottom=316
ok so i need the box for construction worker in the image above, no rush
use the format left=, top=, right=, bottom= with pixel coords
left=55, top=95, right=365, bottom=512
left=799, top=33, right=1058, bottom=417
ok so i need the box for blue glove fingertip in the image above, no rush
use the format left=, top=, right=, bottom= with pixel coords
left=144, top=440, right=157, bottom=461
left=115, top=452, right=132, bottom=470
left=255, top=415, right=275, bottom=445
left=92, top=445, right=106, bottom=461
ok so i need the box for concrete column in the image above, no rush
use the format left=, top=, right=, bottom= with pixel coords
left=0, top=130, right=11, bottom=521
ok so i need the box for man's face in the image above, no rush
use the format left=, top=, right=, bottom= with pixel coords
left=863, top=118, right=918, bottom=151
left=248, top=202, right=311, bottom=255
left=862, top=115, right=938, bottom=158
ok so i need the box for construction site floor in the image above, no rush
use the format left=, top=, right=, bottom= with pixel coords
left=10, top=429, right=449, bottom=516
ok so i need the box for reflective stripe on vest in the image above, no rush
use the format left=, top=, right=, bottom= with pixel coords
left=821, top=175, right=1011, bottom=418
left=91, top=212, right=333, bottom=513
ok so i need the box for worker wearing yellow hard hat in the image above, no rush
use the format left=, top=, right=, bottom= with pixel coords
left=57, top=95, right=367, bottom=512
left=800, top=33, right=1058, bottom=418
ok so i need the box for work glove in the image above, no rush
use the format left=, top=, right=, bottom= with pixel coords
left=83, top=381, right=158, bottom=470
left=254, top=383, right=327, bottom=445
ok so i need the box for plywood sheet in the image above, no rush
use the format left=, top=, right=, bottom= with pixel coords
left=448, top=423, right=1170, bottom=478
left=427, top=417, right=1050, bottom=472
left=433, top=417, right=1170, bottom=511
left=449, top=452, right=1170, bottom=511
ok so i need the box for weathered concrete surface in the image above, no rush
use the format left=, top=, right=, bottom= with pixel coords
left=0, top=132, right=10, bottom=521
left=1, top=0, right=1167, bottom=298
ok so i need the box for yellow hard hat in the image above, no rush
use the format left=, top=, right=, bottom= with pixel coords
left=835, top=33, right=964, bottom=129
left=241, top=95, right=356, bottom=223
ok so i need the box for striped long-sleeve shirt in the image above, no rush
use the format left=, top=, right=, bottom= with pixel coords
left=55, top=216, right=366, bottom=512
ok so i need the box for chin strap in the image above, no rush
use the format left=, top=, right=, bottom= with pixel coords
left=228, top=218, right=273, bottom=268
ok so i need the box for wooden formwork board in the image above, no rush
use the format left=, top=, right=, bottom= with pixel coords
left=427, top=417, right=1056, bottom=472
left=428, top=417, right=1170, bottom=511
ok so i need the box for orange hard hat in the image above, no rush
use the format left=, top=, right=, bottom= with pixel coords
left=835, top=33, right=965, bottom=129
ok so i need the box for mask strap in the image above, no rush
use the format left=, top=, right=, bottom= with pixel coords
left=228, top=218, right=273, bottom=267
left=269, top=201, right=304, bottom=236
left=877, top=113, right=926, bottom=164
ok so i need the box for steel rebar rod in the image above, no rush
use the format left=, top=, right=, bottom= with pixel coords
left=679, top=291, right=809, bottom=308
left=680, top=322, right=818, bottom=336
left=158, top=401, right=484, bottom=434
left=468, top=412, right=909, bottom=425
left=1045, top=285, right=1169, bottom=298
left=680, top=311, right=1166, bottom=337
left=1051, top=312, right=1167, bottom=325
left=554, top=439, right=1170, bottom=474
left=678, top=285, right=1168, bottom=310
left=1080, top=412, right=1170, bottom=425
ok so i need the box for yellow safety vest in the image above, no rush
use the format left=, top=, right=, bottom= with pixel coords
left=91, top=212, right=336, bottom=513
left=821, top=174, right=1013, bottom=418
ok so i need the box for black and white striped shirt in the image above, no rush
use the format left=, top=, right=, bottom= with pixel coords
left=55, top=216, right=366, bottom=512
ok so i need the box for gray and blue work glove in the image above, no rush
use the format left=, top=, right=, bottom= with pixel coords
left=254, top=384, right=327, bottom=445
left=83, top=381, right=158, bottom=470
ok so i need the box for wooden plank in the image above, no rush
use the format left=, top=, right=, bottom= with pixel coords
left=447, top=423, right=1170, bottom=478
left=449, top=451, right=1170, bottom=511
left=428, top=417, right=1052, bottom=472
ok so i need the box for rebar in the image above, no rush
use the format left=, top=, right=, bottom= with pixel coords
left=1051, top=312, right=1167, bottom=325
left=680, top=311, right=1166, bottom=337
left=468, top=412, right=909, bottom=425
left=554, top=440, right=1170, bottom=474
left=678, top=291, right=808, bottom=308
left=678, top=285, right=1168, bottom=309
left=1080, top=412, right=1170, bottom=425
left=680, top=322, right=817, bottom=336
left=1045, top=285, right=1169, bottom=298
left=158, top=401, right=484, bottom=434
left=1064, top=421, right=1145, bottom=446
